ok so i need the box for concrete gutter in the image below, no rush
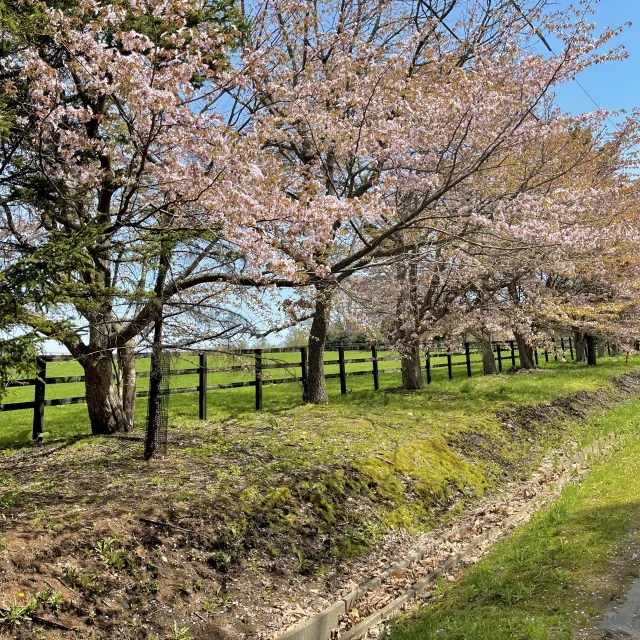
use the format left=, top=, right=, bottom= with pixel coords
left=274, top=433, right=619, bottom=640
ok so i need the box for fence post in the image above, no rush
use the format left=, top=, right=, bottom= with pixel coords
left=534, top=349, right=539, bottom=366
left=425, top=349, right=431, bottom=384
left=371, top=345, right=379, bottom=391
left=198, top=352, right=207, bottom=420
left=447, top=350, right=453, bottom=380
left=254, top=348, right=263, bottom=410
left=300, top=347, right=308, bottom=401
left=569, top=337, right=574, bottom=360
left=465, top=342, right=472, bottom=377
left=338, top=347, right=347, bottom=395
left=509, top=340, right=516, bottom=368
left=33, top=357, right=46, bottom=440
left=496, top=343, right=503, bottom=372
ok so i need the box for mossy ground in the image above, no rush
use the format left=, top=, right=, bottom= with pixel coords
left=0, top=357, right=639, bottom=639
left=387, top=398, right=640, bottom=640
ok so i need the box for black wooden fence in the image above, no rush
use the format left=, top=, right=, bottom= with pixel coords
left=1, top=337, right=588, bottom=441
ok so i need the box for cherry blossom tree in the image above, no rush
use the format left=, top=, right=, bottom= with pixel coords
left=337, top=109, right=640, bottom=380
left=0, top=0, right=269, bottom=433
left=227, top=0, right=627, bottom=402
left=476, top=115, right=640, bottom=367
left=3, top=0, right=638, bottom=430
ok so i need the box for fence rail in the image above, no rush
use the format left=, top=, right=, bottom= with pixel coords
left=2, top=337, right=591, bottom=441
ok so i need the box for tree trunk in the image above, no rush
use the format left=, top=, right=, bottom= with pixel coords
left=506, top=283, right=534, bottom=370
left=612, top=343, right=619, bottom=356
left=401, top=343, right=423, bottom=390
left=574, top=330, right=586, bottom=362
left=118, top=340, right=136, bottom=432
left=479, top=337, right=497, bottom=375
left=307, top=288, right=332, bottom=404
left=81, top=350, right=127, bottom=435
left=586, top=334, right=597, bottom=366
left=514, top=331, right=535, bottom=370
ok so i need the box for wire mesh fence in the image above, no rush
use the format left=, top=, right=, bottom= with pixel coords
left=144, top=349, right=170, bottom=458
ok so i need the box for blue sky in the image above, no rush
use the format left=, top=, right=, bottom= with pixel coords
left=552, top=1, right=640, bottom=119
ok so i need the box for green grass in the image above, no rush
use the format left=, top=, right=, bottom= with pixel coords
left=0, top=343, right=621, bottom=449
left=2, top=353, right=638, bottom=564
left=387, top=398, right=640, bottom=640
left=0, top=346, right=503, bottom=448
left=1, top=357, right=638, bottom=638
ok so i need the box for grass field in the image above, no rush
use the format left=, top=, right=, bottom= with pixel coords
left=0, top=357, right=638, bottom=639
left=0, top=345, right=517, bottom=448
left=387, top=397, right=640, bottom=640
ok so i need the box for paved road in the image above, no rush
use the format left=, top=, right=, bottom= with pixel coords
left=600, top=579, right=640, bottom=639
